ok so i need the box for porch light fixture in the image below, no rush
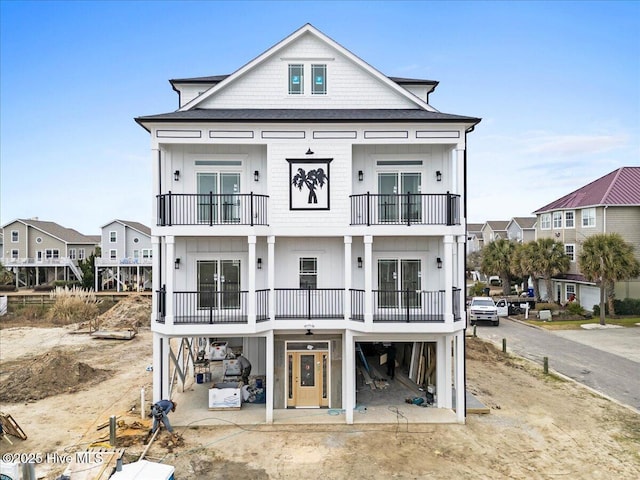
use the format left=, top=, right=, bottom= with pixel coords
left=304, top=323, right=315, bottom=336
left=254, top=170, right=260, bottom=182
left=435, top=170, right=442, bottom=182
left=357, top=256, right=363, bottom=268
left=358, top=170, right=363, bottom=181
left=174, top=258, right=181, bottom=269
left=436, top=257, right=443, bottom=269
left=306, top=148, right=314, bottom=155
left=257, top=258, right=262, bottom=269
left=174, top=170, right=180, bottom=181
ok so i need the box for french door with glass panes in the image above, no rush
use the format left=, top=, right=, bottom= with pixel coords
left=377, top=172, right=422, bottom=223
left=197, top=260, right=241, bottom=310
left=377, top=259, right=421, bottom=309
left=197, top=172, right=241, bottom=224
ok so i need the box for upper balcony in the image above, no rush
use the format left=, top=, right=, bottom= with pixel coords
left=350, top=192, right=460, bottom=226
left=157, top=193, right=269, bottom=227
left=155, top=192, right=459, bottom=228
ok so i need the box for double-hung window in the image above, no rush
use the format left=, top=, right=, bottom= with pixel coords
left=565, top=211, right=575, bottom=228
left=582, top=208, right=596, bottom=227
left=565, top=244, right=575, bottom=262
left=11, top=231, right=18, bottom=242
left=109, top=231, right=117, bottom=243
left=553, top=211, right=562, bottom=229
left=540, top=214, right=551, bottom=230
left=299, top=258, right=317, bottom=289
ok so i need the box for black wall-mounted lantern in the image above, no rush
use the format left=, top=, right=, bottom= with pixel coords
left=357, top=257, right=363, bottom=268
left=174, top=258, right=181, bottom=269
left=435, top=170, right=442, bottom=182
left=257, top=258, right=262, bottom=269
left=254, top=170, right=260, bottom=182
left=174, top=170, right=180, bottom=181
left=436, top=257, right=443, bottom=269
left=358, top=170, right=364, bottom=181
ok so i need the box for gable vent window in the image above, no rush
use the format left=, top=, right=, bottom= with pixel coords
left=288, top=64, right=304, bottom=95
left=311, top=64, right=326, bottom=95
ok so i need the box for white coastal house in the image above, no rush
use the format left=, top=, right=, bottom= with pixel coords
left=135, top=24, right=480, bottom=424
left=94, top=220, right=153, bottom=291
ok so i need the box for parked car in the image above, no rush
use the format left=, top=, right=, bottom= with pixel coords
left=468, top=297, right=499, bottom=326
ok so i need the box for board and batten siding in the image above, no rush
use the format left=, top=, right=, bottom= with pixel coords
left=198, top=33, right=416, bottom=110
left=273, top=237, right=344, bottom=289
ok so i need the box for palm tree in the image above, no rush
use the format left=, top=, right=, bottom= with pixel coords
left=578, top=233, right=640, bottom=325
left=533, top=238, right=570, bottom=303
left=292, top=167, right=328, bottom=204
left=480, top=238, right=516, bottom=295
left=511, top=242, right=538, bottom=300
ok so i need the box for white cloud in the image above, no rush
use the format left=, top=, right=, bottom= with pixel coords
left=523, top=134, right=628, bottom=156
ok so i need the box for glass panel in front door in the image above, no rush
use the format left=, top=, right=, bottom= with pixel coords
left=401, top=173, right=421, bottom=222
left=221, top=173, right=240, bottom=223
left=378, top=259, right=398, bottom=308
left=300, top=354, right=315, bottom=386
left=401, top=260, right=421, bottom=308
left=197, top=173, right=218, bottom=223
left=197, top=260, right=217, bottom=308
left=378, top=173, right=398, bottom=223
left=221, top=260, right=240, bottom=309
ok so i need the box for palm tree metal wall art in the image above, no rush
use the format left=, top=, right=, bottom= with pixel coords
left=288, top=159, right=332, bottom=210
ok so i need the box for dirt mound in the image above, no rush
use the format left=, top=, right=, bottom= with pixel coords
left=92, top=294, right=151, bottom=332
left=0, top=349, right=111, bottom=403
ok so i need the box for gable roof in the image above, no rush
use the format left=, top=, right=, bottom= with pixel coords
left=466, top=223, right=484, bottom=233
left=509, top=217, right=537, bottom=229
left=101, top=219, right=151, bottom=236
left=178, top=24, right=437, bottom=114
left=534, top=167, right=640, bottom=214
left=482, top=221, right=509, bottom=232
left=8, top=219, right=97, bottom=244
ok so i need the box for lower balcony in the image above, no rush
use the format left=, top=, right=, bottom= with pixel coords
left=155, top=287, right=462, bottom=325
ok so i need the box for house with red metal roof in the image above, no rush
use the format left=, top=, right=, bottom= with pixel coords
left=533, top=167, right=640, bottom=309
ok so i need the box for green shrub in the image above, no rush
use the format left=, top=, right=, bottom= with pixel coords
left=565, top=302, right=586, bottom=316
left=535, top=302, right=560, bottom=311
left=595, top=298, right=640, bottom=316
left=469, top=282, right=487, bottom=297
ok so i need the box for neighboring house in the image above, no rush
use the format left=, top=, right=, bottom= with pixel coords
left=0, top=218, right=99, bottom=288
left=481, top=220, right=509, bottom=245
left=506, top=217, right=537, bottom=243
left=533, top=167, right=640, bottom=308
left=95, top=220, right=153, bottom=291
left=466, top=223, right=484, bottom=254
left=135, top=24, right=480, bottom=424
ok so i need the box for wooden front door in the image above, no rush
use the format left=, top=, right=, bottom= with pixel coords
left=287, top=350, right=329, bottom=408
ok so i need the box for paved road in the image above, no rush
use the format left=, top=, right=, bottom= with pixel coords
left=473, top=318, right=640, bottom=412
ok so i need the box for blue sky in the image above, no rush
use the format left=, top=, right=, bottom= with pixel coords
left=1, top=0, right=638, bottom=235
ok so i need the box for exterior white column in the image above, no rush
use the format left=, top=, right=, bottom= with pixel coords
left=162, top=337, right=172, bottom=400
left=443, top=335, right=453, bottom=409
left=166, top=236, right=175, bottom=326
left=444, top=235, right=454, bottom=323
left=457, top=235, right=466, bottom=322
left=436, top=337, right=445, bottom=408
left=268, top=236, right=276, bottom=320
left=364, top=235, right=373, bottom=324
left=265, top=330, right=274, bottom=424
left=455, top=331, right=466, bottom=423
left=152, top=333, right=164, bottom=402
left=344, top=236, right=352, bottom=321
left=344, top=329, right=355, bottom=424
left=151, top=236, right=161, bottom=323
left=248, top=236, right=257, bottom=326
left=455, top=147, right=465, bottom=216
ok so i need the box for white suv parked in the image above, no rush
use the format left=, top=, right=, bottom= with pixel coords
left=468, top=297, right=499, bottom=326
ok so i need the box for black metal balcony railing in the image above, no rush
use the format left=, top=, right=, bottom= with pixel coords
left=157, top=192, right=269, bottom=226
left=275, top=288, right=344, bottom=319
left=256, top=289, right=270, bottom=322
left=154, top=287, right=462, bottom=324
left=174, top=290, right=248, bottom=324
left=350, top=192, right=460, bottom=226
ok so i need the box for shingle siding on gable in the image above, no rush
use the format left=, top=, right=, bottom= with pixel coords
left=199, top=34, right=416, bottom=110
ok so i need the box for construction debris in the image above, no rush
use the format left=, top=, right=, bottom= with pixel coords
left=0, top=412, right=27, bottom=441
